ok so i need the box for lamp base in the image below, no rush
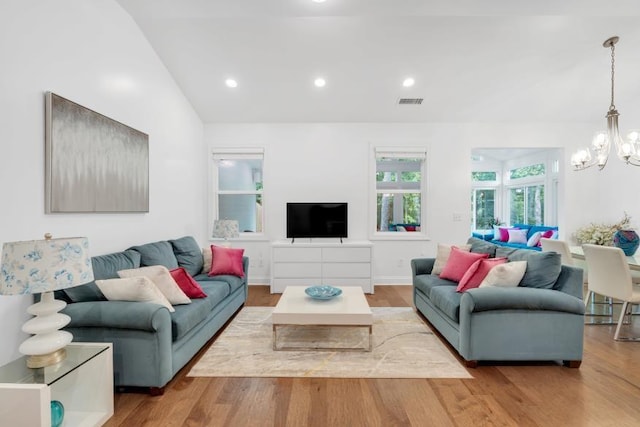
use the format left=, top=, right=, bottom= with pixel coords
left=26, top=348, right=67, bottom=368
left=19, top=291, right=73, bottom=368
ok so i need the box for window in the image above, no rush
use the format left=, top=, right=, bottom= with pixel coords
left=471, top=170, right=499, bottom=230
left=471, top=171, right=497, bottom=182
left=372, top=147, right=427, bottom=236
left=471, top=149, right=560, bottom=232
left=211, top=148, right=264, bottom=237
left=471, top=188, right=497, bottom=229
left=509, top=185, right=544, bottom=225
left=507, top=163, right=546, bottom=225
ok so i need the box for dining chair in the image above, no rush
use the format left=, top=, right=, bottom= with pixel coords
left=540, top=238, right=575, bottom=266
left=540, top=238, right=617, bottom=323
left=582, top=244, right=640, bottom=341
left=540, top=237, right=589, bottom=287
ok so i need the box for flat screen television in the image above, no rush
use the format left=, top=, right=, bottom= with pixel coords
left=286, top=202, right=348, bottom=241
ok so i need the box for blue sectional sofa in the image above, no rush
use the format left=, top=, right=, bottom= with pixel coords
left=55, top=236, right=248, bottom=394
left=488, top=224, right=559, bottom=251
left=411, top=237, right=584, bottom=367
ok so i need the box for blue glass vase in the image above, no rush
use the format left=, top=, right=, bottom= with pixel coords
left=613, top=229, right=640, bottom=256
left=51, top=400, right=64, bottom=427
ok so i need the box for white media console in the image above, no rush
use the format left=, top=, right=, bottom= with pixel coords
left=270, top=241, right=373, bottom=294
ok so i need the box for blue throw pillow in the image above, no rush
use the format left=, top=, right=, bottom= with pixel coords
left=169, top=236, right=204, bottom=277
left=65, top=250, right=141, bottom=302
left=499, top=248, right=561, bottom=289
left=128, top=241, right=179, bottom=269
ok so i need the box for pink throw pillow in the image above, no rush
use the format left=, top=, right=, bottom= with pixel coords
left=170, top=267, right=207, bottom=298
left=537, top=230, right=555, bottom=246
left=439, top=247, right=489, bottom=283
left=498, top=227, right=518, bottom=242
left=457, top=257, right=508, bottom=292
left=208, top=245, right=245, bottom=277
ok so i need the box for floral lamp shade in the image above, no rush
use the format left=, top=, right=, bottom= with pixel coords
left=0, top=235, right=94, bottom=295
left=0, top=234, right=93, bottom=368
left=212, top=219, right=240, bottom=240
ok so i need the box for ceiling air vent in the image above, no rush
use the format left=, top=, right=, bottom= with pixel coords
left=398, top=98, right=423, bottom=105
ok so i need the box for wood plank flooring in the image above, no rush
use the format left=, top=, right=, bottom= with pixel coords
left=104, top=285, right=640, bottom=427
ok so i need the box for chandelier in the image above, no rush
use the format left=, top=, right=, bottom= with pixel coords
left=571, top=36, right=640, bottom=171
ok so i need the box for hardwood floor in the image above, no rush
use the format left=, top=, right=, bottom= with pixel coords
left=105, top=285, right=640, bottom=427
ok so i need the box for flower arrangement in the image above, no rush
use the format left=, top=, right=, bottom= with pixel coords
left=574, top=213, right=632, bottom=246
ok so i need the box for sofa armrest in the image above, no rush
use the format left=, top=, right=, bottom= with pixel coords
left=63, top=300, right=171, bottom=331
left=461, top=287, right=585, bottom=315
left=411, top=258, right=435, bottom=276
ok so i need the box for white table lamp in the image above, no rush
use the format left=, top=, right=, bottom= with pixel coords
left=212, top=219, right=239, bottom=247
left=0, top=234, right=93, bottom=367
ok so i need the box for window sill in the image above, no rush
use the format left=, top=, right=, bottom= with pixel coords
left=369, top=233, right=431, bottom=242
left=209, top=235, right=270, bottom=243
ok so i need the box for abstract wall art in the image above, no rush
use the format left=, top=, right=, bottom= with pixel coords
left=45, top=92, right=149, bottom=213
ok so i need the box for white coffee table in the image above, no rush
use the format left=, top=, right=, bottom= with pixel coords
left=272, top=286, right=373, bottom=351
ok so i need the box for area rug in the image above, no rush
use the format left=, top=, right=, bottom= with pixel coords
left=188, top=307, right=472, bottom=379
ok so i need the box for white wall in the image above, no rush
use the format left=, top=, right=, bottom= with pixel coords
left=206, top=122, right=607, bottom=284
left=0, top=1, right=205, bottom=365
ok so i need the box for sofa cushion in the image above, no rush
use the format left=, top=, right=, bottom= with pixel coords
left=467, top=237, right=497, bottom=257
left=118, top=265, right=191, bottom=305
left=493, top=241, right=542, bottom=251
left=496, top=248, right=561, bottom=289
left=413, top=274, right=457, bottom=298
left=429, top=285, right=463, bottom=322
left=208, top=245, right=245, bottom=277
left=193, top=273, right=245, bottom=294
left=507, top=229, right=528, bottom=244
left=440, top=248, right=488, bottom=282
left=169, top=236, right=204, bottom=277
left=170, top=267, right=207, bottom=298
left=457, top=257, right=507, bottom=292
left=95, top=276, right=174, bottom=312
left=479, top=261, right=527, bottom=288
left=170, top=281, right=229, bottom=341
left=128, top=241, right=179, bottom=269
left=64, top=250, right=141, bottom=302
left=432, top=243, right=471, bottom=275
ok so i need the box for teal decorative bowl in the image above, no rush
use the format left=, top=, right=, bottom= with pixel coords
left=305, top=285, right=342, bottom=300
left=614, top=229, right=640, bottom=256
left=51, top=400, right=64, bottom=427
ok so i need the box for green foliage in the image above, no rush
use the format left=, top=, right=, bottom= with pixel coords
left=510, top=164, right=545, bottom=179
left=472, top=171, right=497, bottom=181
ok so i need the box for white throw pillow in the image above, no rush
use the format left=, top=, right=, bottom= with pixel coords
left=201, top=247, right=212, bottom=274
left=432, top=243, right=472, bottom=275
left=479, top=261, right=527, bottom=288
left=118, top=265, right=191, bottom=305
left=95, top=277, right=175, bottom=312
left=507, top=229, right=528, bottom=244
left=527, top=231, right=543, bottom=247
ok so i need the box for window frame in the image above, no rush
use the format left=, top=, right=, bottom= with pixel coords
left=210, top=147, right=265, bottom=241
left=370, top=146, right=429, bottom=240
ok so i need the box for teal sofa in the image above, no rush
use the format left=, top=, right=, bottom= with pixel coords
left=489, top=224, right=559, bottom=251
left=411, top=237, right=584, bottom=367
left=55, top=236, right=248, bottom=394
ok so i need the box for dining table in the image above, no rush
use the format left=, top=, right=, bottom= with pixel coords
left=570, top=245, right=640, bottom=272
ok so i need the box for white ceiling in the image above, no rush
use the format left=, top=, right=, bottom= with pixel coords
left=116, top=0, right=640, bottom=123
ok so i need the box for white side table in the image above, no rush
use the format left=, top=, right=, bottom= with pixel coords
left=0, top=343, right=113, bottom=427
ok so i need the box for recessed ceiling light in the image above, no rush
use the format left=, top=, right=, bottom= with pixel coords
left=312, top=0, right=327, bottom=3
left=402, top=77, right=415, bottom=88
left=314, top=77, right=326, bottom=88
left=225, top=78, right=238, bottom=88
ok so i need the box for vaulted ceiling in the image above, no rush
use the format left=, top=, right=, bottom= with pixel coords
left=117, top=0, right=640, bottom=123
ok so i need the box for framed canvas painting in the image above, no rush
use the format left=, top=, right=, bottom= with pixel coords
left=45, top=92, right=149, bottom=213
